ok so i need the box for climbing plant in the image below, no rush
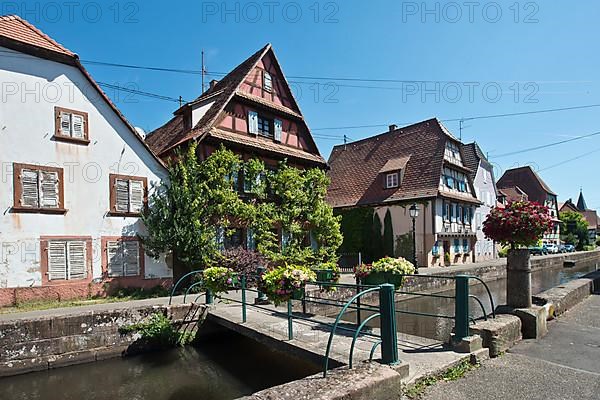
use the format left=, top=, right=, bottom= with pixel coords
left=372, top=212, right=384, bottom=260
left=143, top=144, right=342, bottom=274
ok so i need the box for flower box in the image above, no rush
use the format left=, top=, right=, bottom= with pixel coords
left=362, top=271, right=406, bottom=288
left=315, top=269, right=334, bottom=283
left=291, top=288, right=305, bottom=300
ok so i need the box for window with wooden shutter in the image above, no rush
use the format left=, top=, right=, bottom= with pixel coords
left=54, top=107, right=89, bottom=144
left=46, top=240, right=88, bottom=281
left=274, top=119, right=282, bottom=142
left=109, top=174, right=147, bottom=215
left=248, top=111, right=259, bottom=135
left=106, top=239, right=141, bottom=277
left=263, top=71, right=273, bottom=92
left=13, top=163, right=65, bottom=213
left=21, top=169, right=39, bottom=208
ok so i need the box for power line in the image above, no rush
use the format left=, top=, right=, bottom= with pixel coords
left=97, top=82, right=183, bottom=103
left=492, top=130, right=600, bottom=158
left=538, top=147, right=600, bottom=172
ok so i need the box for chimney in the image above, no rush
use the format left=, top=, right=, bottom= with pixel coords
left=389, top=124, right=397, bottom=132
left=209, top=79, right=219, bottom=90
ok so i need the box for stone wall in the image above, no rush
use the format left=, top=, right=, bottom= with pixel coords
left=0, top=303, right=205, bottom=377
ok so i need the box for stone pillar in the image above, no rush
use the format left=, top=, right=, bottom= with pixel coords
left=507, top=249, right=532, bottom=308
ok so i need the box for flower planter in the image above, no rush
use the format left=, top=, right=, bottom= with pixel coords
left=315, top=269, right=334, bottom=283
left=362, top=271, right=405, bottom=289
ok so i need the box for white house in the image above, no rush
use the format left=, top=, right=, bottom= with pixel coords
left=0, top=15, right=170, bottom=306
left=461, top=142, right=498, bottom=261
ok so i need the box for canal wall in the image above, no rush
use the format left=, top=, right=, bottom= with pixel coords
left=301, top=250, right=600, bottom=316
left=0, top=302, right=204, bottom=377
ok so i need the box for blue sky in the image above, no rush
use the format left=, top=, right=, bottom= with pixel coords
left=11, top=1, right=600, bottom=208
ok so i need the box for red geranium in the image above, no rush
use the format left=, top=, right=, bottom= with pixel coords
left=483, top=201, right=554, bottom=248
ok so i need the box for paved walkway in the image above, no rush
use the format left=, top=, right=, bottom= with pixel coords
left=421, top=292, right=600, bottom=400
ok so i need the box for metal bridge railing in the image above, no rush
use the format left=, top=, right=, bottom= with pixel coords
left=168, top=268, right=497, bottom=377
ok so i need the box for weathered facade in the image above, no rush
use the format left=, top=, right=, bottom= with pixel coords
left=327, top=119, right=482, bottom=268
left=497, top=166, right=561, bottom=245
left=0, top=15, right=171, bottom=306
left=461, top=143, right=498, bottom=261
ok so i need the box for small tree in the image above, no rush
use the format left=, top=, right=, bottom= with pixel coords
left=383, top=209, right=394, bottom=257
left=372, top=212, right=384, bottom=260
left=483, top=201, right=554, bottom=249
left=559, top=211, right=589, bottom=250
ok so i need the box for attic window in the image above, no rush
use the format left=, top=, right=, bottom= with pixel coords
left=54, top=107, right=89, bottom=145
left=263, top=71, right=273, bottom=92
left=386, top=172, right=399, bottom=189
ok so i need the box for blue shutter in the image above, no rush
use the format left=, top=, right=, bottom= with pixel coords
left=274, top=119, right=282, bottom=142
left=432, top=241, right=439, bottom=256
left=454, top=239, right=460, bottom=253
left=246, top=228, right=256, bottom=250
left=248, top=111, right=258, bottom=135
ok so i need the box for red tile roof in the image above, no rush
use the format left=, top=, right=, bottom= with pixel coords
left=326, top=118, right=479, bottom=208
left=0, top=15, right=75, bottom=56
left=497, top=186, right=529, bottom=202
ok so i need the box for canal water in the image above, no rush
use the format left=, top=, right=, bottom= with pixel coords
left=346, top=260, right=599, bottom=341
left=0, top=331, right=320, bottom=400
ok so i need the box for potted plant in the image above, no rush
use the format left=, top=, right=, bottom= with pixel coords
left=312, top=261, right=340, bottom=284
left=483, top=200, right=554, bottom=308
left=354, top=256, right=415, bottom=289
left=261, top=264, right=316, bottom=305
left=202, top=267, right=238, bottom=294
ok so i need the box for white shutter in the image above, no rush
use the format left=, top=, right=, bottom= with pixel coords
left=60, top=112, right=71, bottom=136
left=123, top=241, right=140, bottom=277
left=48, top=241, right=67, bottom=280
left=40, top=171, right=59, bottom=208
left=67, top=241, right=86, bottom=280
left=115, top=179, right=130, bottom=212
left=274, top=119, right=282, bottom=142
left=21, top=169, right=39, bottom=207
left=107, top=241, right=123, bottom=277
left=71, top=114, right=84, bottom=139
left=129, top=180, right=144, bottom=213
left=248, top=111, right=259, bottom=135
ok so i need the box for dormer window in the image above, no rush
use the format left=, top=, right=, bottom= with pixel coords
left=444, top=141, right=462, bottom=165
left=263, top=71, right=273, bottom=92
left=386, top=172, right=399, bottom=189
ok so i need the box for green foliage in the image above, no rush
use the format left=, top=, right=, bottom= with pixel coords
left=372, top=212, right=384, bottom=260
left=202, top=267, right=237, bottom=294
left=498, top=246, right=509, bottom=258
left=383, top=209, right=394, bottom=257
left=444, top=252, right=451, bottom=265
left=143, top=145, right=342, bottom=272
left=395, top=232, right=413, bottom=260
left=404, top=359, right=479, bottom=399
left=111, top=285, right=169, bottom=300
left=336, top=207, right=376, bottom=263
left=119, top=313, right=193, bottom=347
left=560, top=211, right=589, bottom=250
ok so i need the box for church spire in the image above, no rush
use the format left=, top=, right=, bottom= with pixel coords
left=576, top=188, right=588, bottom=210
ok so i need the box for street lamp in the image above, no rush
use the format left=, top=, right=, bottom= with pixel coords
left=409, top=203, right=419, bottom=273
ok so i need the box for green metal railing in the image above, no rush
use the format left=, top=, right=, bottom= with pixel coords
left=168, top=267, right=497, bottom=375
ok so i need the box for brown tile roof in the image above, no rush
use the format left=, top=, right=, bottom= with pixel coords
left=146, top=44, right=324, bottom=166
left=581, top=210, right=598, bottom=229
left=147, top=44, right=271, bottom=155
left=326, top=118, right=479, bottom=208
left=497, top=186, right=529, bottom=202
left=498, top=166, right=556, bottom=196
left=209, top=128, right=325, bottom=165
left=0, top=15, right=166, bottom=170
left=379, top=156, right=411, bottom=173
left=0, top=15, right=74, bottom=56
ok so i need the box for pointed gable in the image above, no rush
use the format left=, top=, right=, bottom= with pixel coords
left=146, top=44, right=325, bottom=166
left=577, top=190, right=588, bottom=211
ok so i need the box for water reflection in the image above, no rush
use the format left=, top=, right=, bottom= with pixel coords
left=0, top=331, right=319, bottom=400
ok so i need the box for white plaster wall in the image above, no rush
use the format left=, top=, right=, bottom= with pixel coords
left=0, top=47, right=171, bottom=288
left=472, top=162, right=498, bottom=261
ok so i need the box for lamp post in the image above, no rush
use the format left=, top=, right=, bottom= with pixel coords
left=409, top=203, right=419, bottom=273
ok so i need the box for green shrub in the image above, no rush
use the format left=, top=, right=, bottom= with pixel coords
left=498, top=247, right=509, bottom=258
left=119, top=313, right=193, bottom=347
